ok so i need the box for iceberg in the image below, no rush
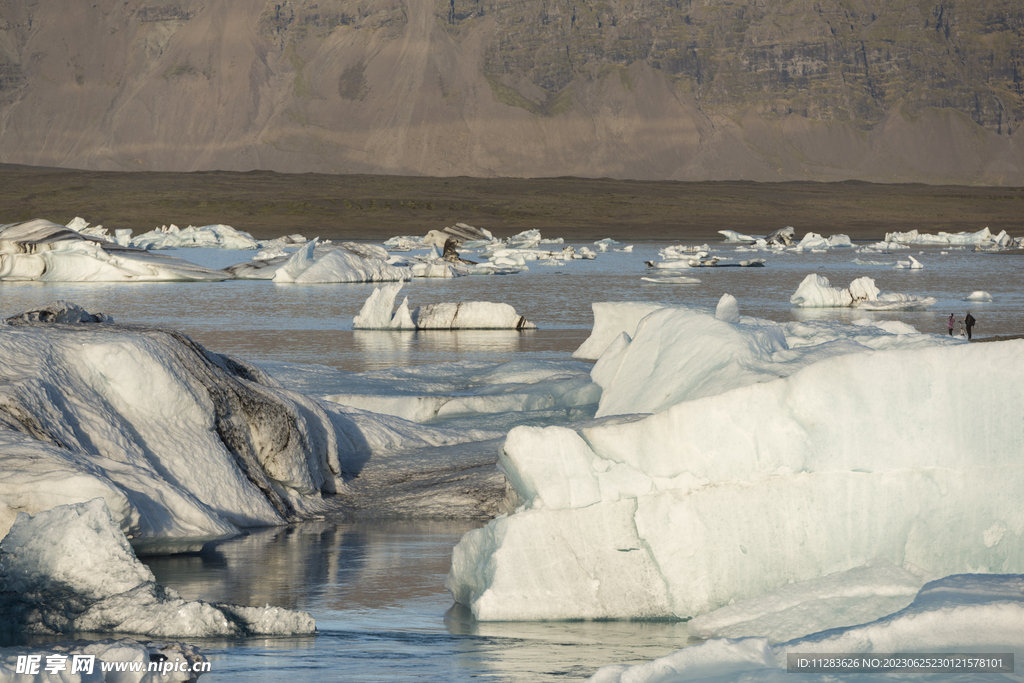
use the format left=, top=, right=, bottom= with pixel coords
left=445, top=301, right=1024, bottom=622
left=227, top=239, right=412, bottom=282
left=129, top=223, right=260, bottom=250
left=0, top=499, right=315, bottom=637
left=0, top=314, right=347, bottom=549
left=965, top=290, right=994, bottom=301
left=884, top=226, right=1021, bottom=248
left=894, top=255, right=925, bottom=269
left=790, top=273, right=936, bottom=310
left=718, top=230, right=756, bottom=243
left=352, top=283, right=537, bottom=330
left=423, top=222, right=494, bottom=249
left=0, top=219, right=230, bottom=282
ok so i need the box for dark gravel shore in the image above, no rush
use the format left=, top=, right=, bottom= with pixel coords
left=2, top=164, right=1022, bottom=243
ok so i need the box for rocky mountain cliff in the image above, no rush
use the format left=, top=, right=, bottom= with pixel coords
left=0, top=0, right=1021, bottom=183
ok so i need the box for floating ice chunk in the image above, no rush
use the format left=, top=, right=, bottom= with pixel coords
left=131, top=223, right=259, bottom=250
left=641, top=276, right=701, bottom=284
left=572, top=302, right=670, bottom=360
left=0, top=220, right=230, bottom=282
left=423, top=223, right=494, bottom=249
left=0, top=499, right=316, bottom=637
left=791, top=273, right=934, bottom=310
left=894, top=255, right=924, bottom=269
left=765, top=226, right=796, bottom=246
left=352, top=284, right=536, bottom=330
left=229, top=239, right=412, bottom=282
left=415, top=302, right=537, bottom=330
left=965, top=290, right=994, bottom=301
left=718, top=230, right=756, bottom=243
left=352, top=284, right=417, bottom=330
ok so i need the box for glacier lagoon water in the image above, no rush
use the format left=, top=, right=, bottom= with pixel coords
left=3, top=240, right=1023, bottom=680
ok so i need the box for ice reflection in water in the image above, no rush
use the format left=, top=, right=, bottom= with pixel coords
left=142, top=520, right=691, bottom=682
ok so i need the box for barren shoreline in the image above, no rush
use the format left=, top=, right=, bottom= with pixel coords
left=2, top=164, right=1022, bottom=243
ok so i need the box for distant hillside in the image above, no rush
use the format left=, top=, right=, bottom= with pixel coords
left=0, top=0, right=1021, bottom=183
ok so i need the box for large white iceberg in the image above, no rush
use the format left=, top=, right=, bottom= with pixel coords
left=352, top=283, right=537, bottom=330
left=445, top=301, right=1023, bottom=622
left=0, top=220, right=230, bottom=282
left=0, top=499, right=315, bottom=637
left=790, top=273, right=936, bottom=310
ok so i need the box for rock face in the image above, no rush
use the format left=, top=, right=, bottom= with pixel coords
left=0, top=0, right=1021, bottom=183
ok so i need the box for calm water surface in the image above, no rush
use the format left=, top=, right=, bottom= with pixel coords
left=3, top=239, right=1022, bottom=680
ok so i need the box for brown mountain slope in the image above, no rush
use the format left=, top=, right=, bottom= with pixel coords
left=0, top=0, right=1021, bottom=183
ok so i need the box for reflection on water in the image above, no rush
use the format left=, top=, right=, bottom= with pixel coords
left=141, top=519, right=691, bottom=682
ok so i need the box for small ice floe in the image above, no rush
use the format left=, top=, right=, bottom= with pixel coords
left=594, top=238, right=620, bottom=252
left=646, top=249, right=719, bottom=269
left=765, top=226, right=796, bottom=246
left=791, top=273, right=936, bottom=310
left=641, top=276, right=701, bottom=284
left=0, top=499, right=315, bottom=637
left=965, top=290, right=994, bottom=301
left=793, top=232, right=853, bottom=252
left=0, top=219, right=230, bottom=282
left=894, top=255, right=924, bottom=269
left=718, top=230, right=757, bottom=243
left=352, top=283, right=537, bottom=330
left=851, top=258, right=895, bottom=266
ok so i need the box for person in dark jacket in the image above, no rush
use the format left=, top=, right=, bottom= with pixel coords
left=965, top=312, right=976, bottom=340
